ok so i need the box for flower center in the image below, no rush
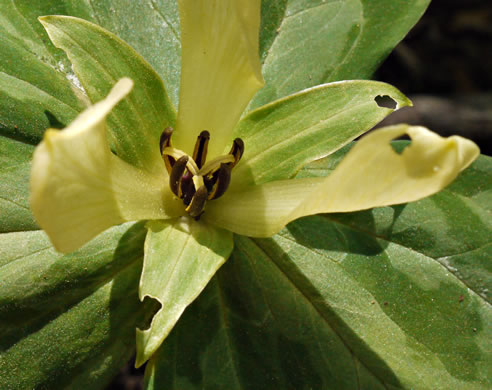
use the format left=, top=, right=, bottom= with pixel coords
left=160, top=127, right=244, bottom=220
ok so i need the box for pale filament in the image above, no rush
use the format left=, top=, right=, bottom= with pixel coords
left=161, top=146, right=200, bottom=176
left=197, top=155, right=235, bottom=176
left=192, top=175, right=205, bottom=191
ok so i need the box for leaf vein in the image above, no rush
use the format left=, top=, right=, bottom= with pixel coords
left=10, top=0, right=56, bottom=64
left=246, top=237, right=390, bottom=388
left=149, top=0, right=179, bottom=41
left=214, top=277, right=244, bottom=390
left=0, top=195, right=29, bottom=210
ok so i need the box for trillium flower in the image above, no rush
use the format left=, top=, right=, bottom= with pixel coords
left=30, top=0, right=479, bottom=366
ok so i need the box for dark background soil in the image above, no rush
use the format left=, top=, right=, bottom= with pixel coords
left=106, top=1, right=492, bottom=388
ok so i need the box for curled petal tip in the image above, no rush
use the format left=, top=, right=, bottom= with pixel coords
left=105, top=77, right=134, bottom=105
left=30, top=78, right=179, bottom=253
left=204, top=125, right=480, bottom=237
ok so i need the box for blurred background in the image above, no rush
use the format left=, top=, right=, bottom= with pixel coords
left=107, top=0, right=492, bottom=388
left=375, top=0, right=492, bottom=155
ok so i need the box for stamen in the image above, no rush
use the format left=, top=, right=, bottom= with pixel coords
left=169, top=156, right=188, bottom=197
left=192, top=130, right=210, bottom=169
left=229, top=138, right=244, bottom=168
left=185, top=185, right=208, bottom=219
left=159, top=128, right=245, bottom=218
left=207, top=163, right=232, bottom=200
left=192, top=175, right=205, bottom=191
left=197, top=154, right=235, bottom=176
left=162, top=146, right=199, bottom=176
left=160, top=127, right=175, bottom=174
left=181, top=175, right=204, bottom=206
left=180, top=172, right=195, bottom=206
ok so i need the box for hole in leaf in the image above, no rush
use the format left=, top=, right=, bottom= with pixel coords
left=44, top=110, right=65, bottom=129
left=136, top=296, right=162, bottom=331
left=375, top=95, right=397, bottom=109
left=390, top=135, right=411, bottom=154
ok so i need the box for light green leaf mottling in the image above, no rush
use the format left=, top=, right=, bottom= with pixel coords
left=136, top=218, right=233, bottom=366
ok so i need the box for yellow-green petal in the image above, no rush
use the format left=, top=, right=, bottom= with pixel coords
left=30, top=79, right=183, bottom=253
left=204, top=125, right=480, bottom=236
left=174, top=0, right=264, bottom=158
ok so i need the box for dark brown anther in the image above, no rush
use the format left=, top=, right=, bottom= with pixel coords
left=160, top=127, right=175, bottom=174
left=159, top=127, right=173, bottom=153
left=207, top=163, right=232, bottom=200
left=161, top=130, right=244, bottom=218
left=185, top=185, right=208, bottom=219
left=169, top=155, right=188, bottom=197
left=180, top=172, right=195, bottom=206
left=229, top=138, right=244, bottom=168
left=192, top=130, right=210, bottom=169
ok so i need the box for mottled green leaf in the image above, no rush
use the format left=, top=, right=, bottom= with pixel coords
left=0, top=0, right=431, bottom=145
left=234, top=80, right=411, bottom=186
left=322, top=151, right=492, bottom=305
left=252, top=0, right=432, bottom=108
left=0, top=0, right=181, bottom=147
left=0, top=0, right=85, bottom=143
left=60, top=0, right=182, bottom=107
left=145, top=152, right=491, bottom=389
left=0, top=137, right=37, bottom=232
left=79, top=0, right=430, bottom=111
left=40, top=16, right=176, bottom=174
left=0, top=222, right=156, bottom=389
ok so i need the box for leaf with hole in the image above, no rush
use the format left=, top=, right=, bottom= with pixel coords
left=145, top=149, right=492, bottom=390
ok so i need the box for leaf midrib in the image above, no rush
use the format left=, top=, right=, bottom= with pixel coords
left=214, top=277, right=244, bottom=390
left=244, top=236, right=390, bottom=389
left=324, top=3, right=364, bottom=82
left=238, top=238, right=335, bottom=389
left=261, top=0, right=345, bottom=70
left=10, top=0, right=57, bottom=65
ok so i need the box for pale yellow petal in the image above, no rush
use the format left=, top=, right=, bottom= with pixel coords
left=174, top=0, right=264, bottom=158
left=203, top=178, right=316, bottom=236
left=204, top=125, right=480, bottom=236
left=30, top=79, right=184, bottom=253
